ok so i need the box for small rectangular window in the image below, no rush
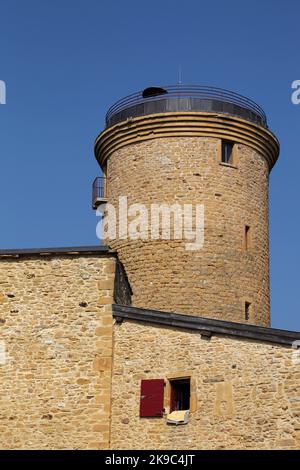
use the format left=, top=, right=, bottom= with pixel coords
left=221, top=141, right=234, bottom=164
left=102, top=164, right=108, bottom=197
left=244, top=225, right=251, bottom=250
left=170, top=378, right=190, bottom=412
left=245, top=302, right=251, bottom=321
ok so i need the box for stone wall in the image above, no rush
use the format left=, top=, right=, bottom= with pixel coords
left=111, top=320, right=300, bottom=450
left=105, top=134, right=271, bottom=325
left=0, top=253, right=115, bottom=449
left=0, top=251, right=299, bottom=451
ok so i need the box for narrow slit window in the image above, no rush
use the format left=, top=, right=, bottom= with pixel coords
left=245, top=225, right=251, bottom=250
left=170, top=378, right=190, bottom=412
left=221, top=141, right=234, bottom=164
left=245, top=302, right=251, bottom=321
left=102, top=164, right=107, bottom=198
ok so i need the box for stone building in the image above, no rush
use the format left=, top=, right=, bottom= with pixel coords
left=0, top=85, right=299, bottom=450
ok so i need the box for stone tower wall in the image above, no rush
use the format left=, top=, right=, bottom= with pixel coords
left=95, top=112, right=279, bottom=325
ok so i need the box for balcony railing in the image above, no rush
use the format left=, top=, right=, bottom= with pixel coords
left=105, top=84, right=267, bottom=128
left=92, top=176, right=107, bottom=209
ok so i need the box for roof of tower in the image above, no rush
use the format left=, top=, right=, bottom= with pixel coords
left=105, top=84, right=268, bottom=129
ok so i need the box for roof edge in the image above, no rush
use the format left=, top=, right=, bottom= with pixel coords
left=112, top=304, right=300, bottom=347
left=0, top=245, right=115, bottom=258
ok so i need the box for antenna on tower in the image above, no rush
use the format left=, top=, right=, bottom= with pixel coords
left=178, top=64, right=182, bottom=85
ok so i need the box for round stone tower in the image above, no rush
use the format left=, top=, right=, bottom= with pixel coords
left=94, top=85, right=279, bottom=326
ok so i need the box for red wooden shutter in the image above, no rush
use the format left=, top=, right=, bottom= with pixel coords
left=140, top=379, right=164, bottom=417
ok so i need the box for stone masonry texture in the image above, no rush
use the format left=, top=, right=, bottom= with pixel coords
left=0, top=106, right=295, bottom=450
left=0, top=252, right=299, bottom=450
left=111, top=320, right=300, bottom=450
left=0, top=253, right=115, bottom=450
left=105, top=136, right=271, bottom=326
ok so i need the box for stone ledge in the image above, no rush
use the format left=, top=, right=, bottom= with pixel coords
left=95, top=112, right=280, bottom=170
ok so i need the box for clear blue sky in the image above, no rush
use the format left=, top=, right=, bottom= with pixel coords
left=0, top=0, right=299, bottom=330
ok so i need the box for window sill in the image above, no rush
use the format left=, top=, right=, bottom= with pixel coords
left=219, top=162, right=238, bottom=169
left=166, top=410, right=190, bottom=425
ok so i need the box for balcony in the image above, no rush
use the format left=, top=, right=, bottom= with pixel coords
left=92, top=176, right=107, bottom=209
left=105, top=84, right=267, bottom=129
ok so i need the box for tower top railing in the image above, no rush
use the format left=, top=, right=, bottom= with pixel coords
left=105, top=84, right=267, bottom=129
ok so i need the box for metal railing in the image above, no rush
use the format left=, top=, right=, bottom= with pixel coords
left=105, top=84, right=267, bottom=128
left=92, top=176, right=107, bottom=208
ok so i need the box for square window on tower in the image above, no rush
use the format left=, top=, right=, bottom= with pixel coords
left=221, top=140, right=234, bottom=164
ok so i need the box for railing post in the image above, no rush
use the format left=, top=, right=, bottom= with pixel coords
left=105, top=85, right=267, bottom=128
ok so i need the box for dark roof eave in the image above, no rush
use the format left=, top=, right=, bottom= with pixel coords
left=112, top=304, right=300, bottom=347
left=0, top=245, right=115, bottom=258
